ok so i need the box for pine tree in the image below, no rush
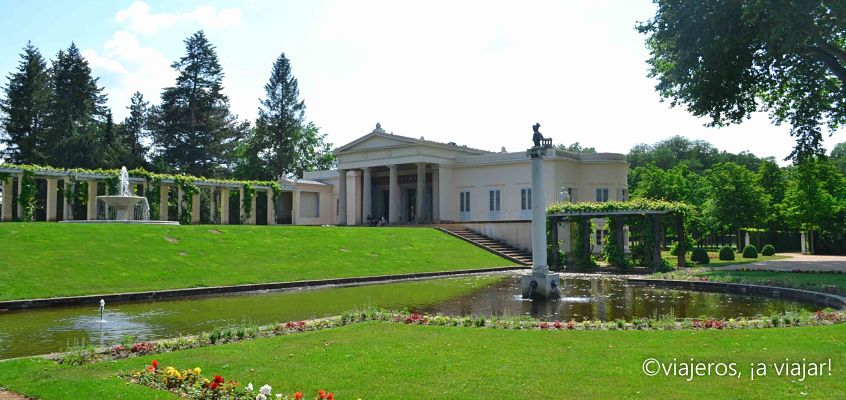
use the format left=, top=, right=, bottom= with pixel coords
left=0, top=42, right=50, bottom=164
left=45, top=43, right=108, bottom=168
left=238, top=52, right=334, bottom=179
left=115, top=91, right=150, bottom=169
left=151, top=31, right=244, bottom=177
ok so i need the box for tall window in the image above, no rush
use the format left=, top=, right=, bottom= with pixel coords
left=596, top=188, right=609, bottom=202
left=617, top=188, right=629, bottom=201
left=488, top=189, right=501, bottom=220
left=520, top=188, right=532, bottom=211
left=459, top=191, right=470, bottom=221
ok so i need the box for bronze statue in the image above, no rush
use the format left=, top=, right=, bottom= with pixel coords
left=532, top=123, right=543, bottom=147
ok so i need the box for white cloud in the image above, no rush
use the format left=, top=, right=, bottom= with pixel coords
left=115, top=1, right=241, bottom=35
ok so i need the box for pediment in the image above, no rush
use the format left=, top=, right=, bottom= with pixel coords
left=335, top=133, right=418, bottom=153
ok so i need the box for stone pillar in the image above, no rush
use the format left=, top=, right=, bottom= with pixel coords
left=62, top=178, right=70, bottom=221
left=45, top=178, right=57, bottom=222
left=431, top=167, right=439, bottom=221
left=800, top=231, right=807, bottom=254
left=530, top=155, right=547, bottom=272
left=1, top=177, right=13, bottom=221
left=159, top=185, right=169, bottom=221
left=239, top=187, right=245, bottom=224
left=249, top=195, right=257, bottom=225
left=191, top=193, right=201, bottom=224
left=177, top=187, right=184, bottom=222
left=220, top=189, right=230, bottom=224
left=337, top=169, right=347, bottom=225
left=416, top=163, right=426, bottom=223
left=87, top=180, right=98, bottom=220
left=550, top=217, right=559, bottom=270
left=267, top=190, right=276, bottom=225
left=362, top=167, right=372, bottom=222
left=388, top=164, right=399, bottom=224
left=744, top=231, right=751, bottom=248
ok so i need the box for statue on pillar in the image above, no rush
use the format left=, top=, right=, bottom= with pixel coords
left=532, top=123, right=543, bottom=147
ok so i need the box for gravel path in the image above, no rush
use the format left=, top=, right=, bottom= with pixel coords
left=721, top=253, right=846, bottom=272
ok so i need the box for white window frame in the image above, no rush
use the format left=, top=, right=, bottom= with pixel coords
left=488, top=188, right=501, bottom=220
left=459, top=191, right=470, bottom=221
left=596, top=188, right=609, bottom=202
left=520, top=187, right=532, bottom=219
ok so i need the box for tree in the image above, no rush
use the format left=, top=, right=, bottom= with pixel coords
left=237, top=53, right=334, bottom=180
left=115, top=92, right=150, bottom=169
left=1, top=42, right=50, bottom=164
left=638, top=1, right=846, bottom=161
left=629, top=163, right=705, bottom=205
left=627, top=135, right=761, bottom=174
left=45, top=43, right=109, bottom=169
left=704, top=162, right=768, bottom=248
left=151, top=31, right=244, bottom=177
left=783, top=156, right=846, bottom=252
left=556, top=142, right=596, bottom=153
left=832, top=142, right=846, bottom=175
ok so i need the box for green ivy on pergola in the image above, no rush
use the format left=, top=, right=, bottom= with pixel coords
left=546, top=199, right=696, bottom=272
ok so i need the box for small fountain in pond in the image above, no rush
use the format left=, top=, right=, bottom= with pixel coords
left=97, top=167, right=149, bottom=221
left=99, top=299, right=105, bottom=323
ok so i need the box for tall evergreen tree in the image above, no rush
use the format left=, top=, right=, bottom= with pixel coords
left=0, top=42, right=50, bottom=164
left=151, top=31, right=243, bottom=177
left=115, top=91, right=150, bottom=169
left=238, top=53, right=333, bottom=180
left=45, top=43, right=108, bottom=168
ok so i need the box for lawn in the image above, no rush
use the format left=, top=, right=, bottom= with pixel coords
left=690, top=270, right=846, bottom=295
left=0, top=224, right=514, bottom=301
left=0, top=322, right=844, bottom=399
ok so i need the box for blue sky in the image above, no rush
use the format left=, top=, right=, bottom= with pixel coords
left=1, top=0, right=844, bottom=164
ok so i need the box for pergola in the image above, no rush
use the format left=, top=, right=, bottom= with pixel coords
left=547, top=202, right=690, bottom=272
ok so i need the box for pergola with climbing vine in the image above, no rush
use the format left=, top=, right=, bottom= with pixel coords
left=546, top=199, right=695, bottom=272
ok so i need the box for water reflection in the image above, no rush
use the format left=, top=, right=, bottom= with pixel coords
left=0, top=274, right=816, bottom=359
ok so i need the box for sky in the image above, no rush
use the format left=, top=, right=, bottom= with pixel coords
left=1, top=0, right=844, bottom=165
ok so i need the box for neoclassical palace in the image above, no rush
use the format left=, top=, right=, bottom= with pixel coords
left=0, top=124, right=628, bottom=249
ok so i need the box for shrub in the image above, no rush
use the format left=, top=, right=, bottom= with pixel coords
left=669, top=242, right=679, bottom=256
left=690, top=248, right=710, bottom=264
left=718, top=246, right=735, bottom=261
left=761, top=244, right=776, bottom=256
left=742, top=245, right=758, bottom=258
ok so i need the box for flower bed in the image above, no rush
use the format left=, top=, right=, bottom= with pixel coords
left=129, top=360, right=334, bottom=400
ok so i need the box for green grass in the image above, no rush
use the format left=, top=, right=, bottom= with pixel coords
left=663, top=250, right=789, bottom=267
left=0, top=224, right=514, bottom=301
left=691, top=270, right=846, bottom=295
left=0, top=322, right=844, bottom=399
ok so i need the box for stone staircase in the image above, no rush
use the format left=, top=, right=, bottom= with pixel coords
left=437, top=227, right=533, bottom=266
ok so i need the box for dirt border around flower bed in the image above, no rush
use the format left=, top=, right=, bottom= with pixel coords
left=628, top=278, right=846, bottom=309
left=0, top=266, right=528, bottom=311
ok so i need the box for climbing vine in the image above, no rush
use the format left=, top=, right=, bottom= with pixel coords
left=63, top=173, right=78, bottom=220
left=145, top=178, right=162, bottom=220
left=602, top=216, right=628, bottom=268
left=174, top=176, right=200, bottom=225
left=570, top=219, right=598, bottom=270
left=17, top=168, right=37, bottom=221
left=242, top=183, right=256, bottom=223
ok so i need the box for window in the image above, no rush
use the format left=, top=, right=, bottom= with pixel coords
left=520, top=188, right=531, bottom=211
left=488, top=189, right=501, bottom=220
left=596, top=188, right=609, bottom=202
left=595, top=229, right=608, bottom=244
left=459, top=191, right=471, bottom=221
left=617, top=188, right=629, bottom=201
left=300, top=192, right=320, bottom=218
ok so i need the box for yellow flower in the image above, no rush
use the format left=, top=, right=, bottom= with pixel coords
left=194, top=367, right=202, bottom=375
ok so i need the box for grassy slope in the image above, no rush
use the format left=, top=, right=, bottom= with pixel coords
left=1, top=322, right=844, bottom=399
left=0, top=224, right=513, bottom=301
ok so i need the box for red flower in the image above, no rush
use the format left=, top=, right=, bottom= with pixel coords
left=151, top=360, right=159, bottom=369
left=213, top=375, right=224, bottom=384
left=210, top=382, right=219, bottom=390
left=318, top=389, right=326, bottom=399
left=327, top=393, right=334, bottom=400
left=146, top=365, right=154, bottom=373
left=294, top=392, right=303, bottom=400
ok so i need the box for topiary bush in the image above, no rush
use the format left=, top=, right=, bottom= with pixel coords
left=742, top=245, right=758, bottom=258
left=690, top=248, right=710, bottom=264
left=718, top=246, right=735, bottom=261
left=761, top=244, right=776, bottom=256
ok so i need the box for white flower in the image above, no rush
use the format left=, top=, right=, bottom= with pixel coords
left=256, top=395, right=267, bottom=400
left=260, top=384, right=273, bottom=395
left=246, top=383, right=254, bottom=392
left=276, top=394, right=284, bottom=399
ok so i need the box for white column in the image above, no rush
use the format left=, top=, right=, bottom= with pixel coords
left=337, top=169, right=347, bottom=225
left=1, top=176, right=13, bottom=221
left=87, top=180, right=98, bottom=220
left=744, top=232, right=751, bottom=248
left=362, top=167, right=372, bottom=222
left=388, top=164, right=400, bottom=224
left=416, top=163, right=426, bottom=223
left=191, top=193, right=201, bottom=223
left=239, top=188, right=245, bottom=223
left=249, top=195, right=257, bottom=225
left=437, top=166, right=453, bottom=222
left=62, top=178, right=70, bottom=221
left=267, top=190, right=276, bottom=225
left=800, top=231, right=807, bottom=254
left=45, top=178, right=57, bottom=222
left=530, top=153, right=548, bottom=272
left=220, top=189, right=230, bottom=224
left=159, top=185, right=169, bottom=221
left=431, top=167, right=439, bottom=221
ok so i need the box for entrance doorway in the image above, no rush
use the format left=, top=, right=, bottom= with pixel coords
left=406, top=188, right=416, bottom=223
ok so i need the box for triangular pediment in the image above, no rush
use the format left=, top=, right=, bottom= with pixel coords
left=335, top=132, right=419, bottom=153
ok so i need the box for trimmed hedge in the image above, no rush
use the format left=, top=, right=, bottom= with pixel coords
left=761, top=244, right=776, bottom=256
left=743, top=245, right=758, bottom=258
left=718, top=246, right=735, bottom=261
left=691, top=248, right=710, bottom=264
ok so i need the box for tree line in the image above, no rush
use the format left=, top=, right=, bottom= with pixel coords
left=0, top=31, right=334, bottom=180
left=628, top=136, right=846, bottom=254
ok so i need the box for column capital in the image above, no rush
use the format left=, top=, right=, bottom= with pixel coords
left=387, top=164, right=398, bottom=170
